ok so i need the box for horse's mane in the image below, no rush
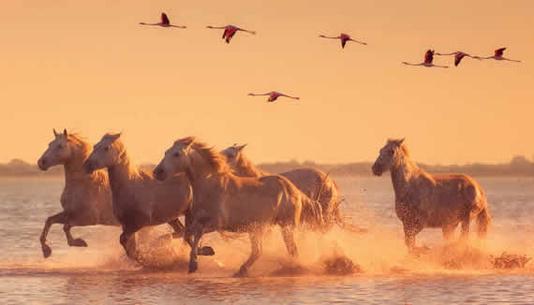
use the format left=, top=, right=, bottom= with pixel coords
left=235, top=154, right=265, bottom=177
left=65, top=133, right=108, bottom=184
left=387, top=138, right=410, bottom=158
left=398, top=143, right=410, bottom=158
left=178, top=137, right=231, bottom=174
left=67, top=133, right=91, bottom=155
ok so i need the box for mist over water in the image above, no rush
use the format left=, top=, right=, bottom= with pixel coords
left=1, top=176, right=533, bottom=304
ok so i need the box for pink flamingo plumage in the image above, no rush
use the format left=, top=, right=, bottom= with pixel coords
left=319, top=33, right=367, bottom=49
left=402, top=49, right=449, bottom=68
left=478, top=48, right=521, bottom=62
left=435, top=51, right=481, bottom=66
left=206, top=25, right=256, bottom=43
left=139, top=13, right=186, bottom=29
left=248, top=91, right=300, bottom=103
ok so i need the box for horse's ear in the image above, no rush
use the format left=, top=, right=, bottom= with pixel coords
left=63, top=129, right=68, bottom=137
left=109, top=133, right=121, bottom=142
left=398, top=138, right=405, bottom=145
left=181, top=137, right=194, bottom=147
left=237, top=144, right=247, bottom=151
left=53, top=129, right=59, bottom=137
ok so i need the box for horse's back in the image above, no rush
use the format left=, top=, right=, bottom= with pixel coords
left=281, top=167, right=339, bottom=220
left=262, top=174, right=303, bottom=225
left=281, top=168, right=326, bottom=197
left=432, top=173, right=484, bottom=204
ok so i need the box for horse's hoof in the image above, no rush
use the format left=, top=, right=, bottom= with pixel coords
left=42, top=244, right=52, bottom=258
left=198, top=246, right=215, bottom=256
left=233, top=268, right=248, bottom=278
left=188, top=261, right=198, bottom=273
left=70, top=238, right=88, bottom=247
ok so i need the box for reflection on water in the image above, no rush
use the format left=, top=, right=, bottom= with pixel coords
left=3, top=271, right=534, bottom=305
left=1, top=177, right=534, bottom=304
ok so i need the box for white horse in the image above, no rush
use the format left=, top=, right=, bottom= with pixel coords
left=84, top=133, right=213, bottom=259
left=37, top=129, right=117, bottom=258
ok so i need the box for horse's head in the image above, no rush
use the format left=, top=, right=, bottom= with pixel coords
left=220, top=143, right=247, bottom=168
left=372, top=138, right=405, bottom=176
left=153, top=137, right=195, bottom=181
left=38, top=129, right=74, bottom=170
left=84, top=133, right=123, bottom=173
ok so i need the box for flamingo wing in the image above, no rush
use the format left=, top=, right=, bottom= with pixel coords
left=161, top=13, right=170, bottom=25
left=454, top=53, right=466, bottom=66
left=495, top=47, right=506, bottom=57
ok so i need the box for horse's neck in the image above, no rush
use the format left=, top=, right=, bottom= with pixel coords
left=390, top=155, right=420, bottom=201
left=187, top=154, right=227, bottom=194
left=63, top=147, right=91, bottom=187
left=236, top=156, right=266, bottom=177
left=107, top=153, right=137, bottom=192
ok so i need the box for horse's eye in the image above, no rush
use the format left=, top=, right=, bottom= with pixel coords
left=57, top=144, right=64, bottom=150
left=104, top=146, right=110, bottom=152
left=173, top=152, right=180, bottom=158
left=388, top=149, right=394, bottom=155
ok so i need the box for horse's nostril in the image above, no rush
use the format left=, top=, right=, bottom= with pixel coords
left=38, top=159, right=47, bottom=170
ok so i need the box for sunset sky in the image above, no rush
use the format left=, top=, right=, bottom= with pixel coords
left=1, top=0, right=533, bottom=165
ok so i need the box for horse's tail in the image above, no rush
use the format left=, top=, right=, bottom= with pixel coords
left=476, top=206, right=491, bottom=238
left=301, top=193, right=325, bottom=230
left=312, top=172, right=340, bottom=227
left=331, top=197, right=369, bottom=234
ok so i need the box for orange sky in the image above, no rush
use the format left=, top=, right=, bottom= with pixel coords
left=1, top=0, right=533, bottom=165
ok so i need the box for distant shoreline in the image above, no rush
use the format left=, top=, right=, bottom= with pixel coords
left=2, top=155, right=534, bottom=177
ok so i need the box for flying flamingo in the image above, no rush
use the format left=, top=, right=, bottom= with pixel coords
left=319, top=33, right=367, bottom=48
left=139, top=13, right=186, bottom=29
left=206, top=25, right=256, bottom=43
left=435, top=51, right=481, bottom=66
left=402, top=49, right=449, bottom=68
left=248, top=91, right=300, bottom=103
left=478, top=48, right=521, bottom=62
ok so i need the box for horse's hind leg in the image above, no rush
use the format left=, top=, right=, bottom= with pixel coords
left=442, top=223, right=457, bottom=242
left=281, top=226, right=299, bottom=258
left=235, top=231, right=263, bottom=277
left=460, top=213, right=471, bottom=242
left=64, top=223, right=88, bottom=247
left=40, top=212, right=66, bottom=258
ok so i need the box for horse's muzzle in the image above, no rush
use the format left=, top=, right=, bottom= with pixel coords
left=372, top=163, right=383, bottom=176
left=153, top=166, right=167, bottom=181
left=37, top=158, right=49, bottom=171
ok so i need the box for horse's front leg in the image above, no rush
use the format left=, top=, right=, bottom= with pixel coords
left=168, top=218, right=185, bottom=238
left=63, top=223, right=88, bottom=247
left=181, top=212, right=215, bottom=257
left=188, top=228, right=204, bottom=273
left=235, top=230, right=264, bottom=277
left=403, top=221, right=423, bottom=252
left=119, top=227, right=140, bottom=260
left=39, top=212, right=66, bottom=258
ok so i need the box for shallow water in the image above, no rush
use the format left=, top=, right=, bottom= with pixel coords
left=1, top=176, right=533, bottom=304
